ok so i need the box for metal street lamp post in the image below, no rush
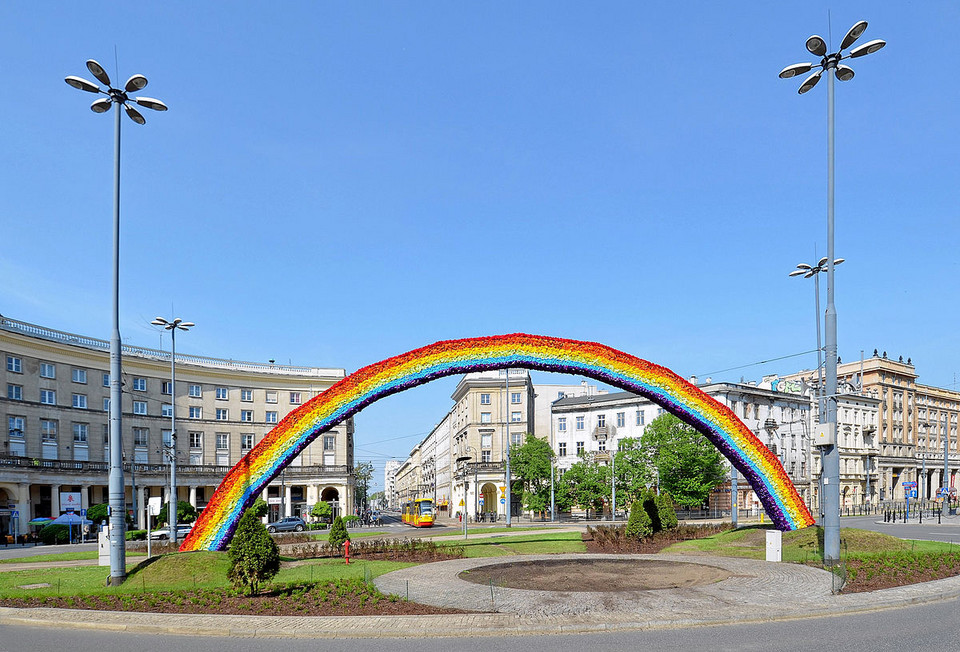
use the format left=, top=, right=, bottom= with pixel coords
left=66, top=59, right=168, bottom=585
left=152, top=317, right=194, bottom=546
left=789, top=257, right=845, bottom=424
left=779, top=20, right=885, bottom=564
left=504, top=369, right=512, bottom=526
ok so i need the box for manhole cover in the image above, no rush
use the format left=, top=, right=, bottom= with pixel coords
left=459, top=558, right=732, bottom=592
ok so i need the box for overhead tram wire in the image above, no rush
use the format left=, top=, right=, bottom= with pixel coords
left=696, top=349, right=819, bottom=379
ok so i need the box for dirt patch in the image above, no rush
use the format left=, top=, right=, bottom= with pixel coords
left=460, top=558, right=731, bottom=591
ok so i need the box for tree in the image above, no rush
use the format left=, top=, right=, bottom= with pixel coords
left=558, top=456, right=610, bottom=518
left=611, top=438, right=656, bottom=511
left=328, top=515, right=350, bottom=551
left=353, top=462, right=375, bottom=510
left=641, top=414, right=727, bottom=508
left=227, top=509, right=280, bottom=595
left=310, top=500, right=332, bottom=522
left=156, top=500, right=198, bottom=526
left=85, top=503, right=109, bottom=526
left=511, top=434, right=554, bottom=516
left=624, top=500, right=652, bottom=539
left=247, top=498, right=268, bottom=519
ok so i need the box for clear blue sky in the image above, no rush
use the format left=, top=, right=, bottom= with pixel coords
left=2, top=2, right=957, bottom=491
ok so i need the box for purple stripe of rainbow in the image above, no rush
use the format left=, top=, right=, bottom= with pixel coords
left=181, top=335, right=813, bottom=551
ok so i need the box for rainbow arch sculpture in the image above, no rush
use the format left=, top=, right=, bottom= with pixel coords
left=181, top=334, right=814, bottom=551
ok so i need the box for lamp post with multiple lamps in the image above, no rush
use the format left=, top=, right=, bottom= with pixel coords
left=66, top=59, right=168, bottom=585
left=789, top=257, right=844, bottom=423
left=151, top=317, right=194, bottom=547
left=456, top=446, right=478, bottom=538
left=779, top=20, right=885, bottom=565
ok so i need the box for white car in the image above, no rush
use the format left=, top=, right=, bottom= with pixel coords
left=149, top=524, right=194, bottom=540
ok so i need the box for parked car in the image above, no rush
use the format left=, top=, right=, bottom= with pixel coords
left=266, top=516, right=306, bottom=533
left=149, top=524, right=194, bottom=540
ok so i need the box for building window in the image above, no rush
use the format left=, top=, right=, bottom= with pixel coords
left=41, top=419, right=57, bottom=441
left=576, top=416, right=585, bottom=430
left=6, top=384, right=22, bottom=401
left=189, top=432, right=203, bottom=449
left=189, top=406, right=202, bottom=419
left=511, top=411, right=522, bottom=422
left=511, top=432, right=522, bottom=447
left=216, top=408, right=229, bottom=421
left=216, top=387, right=228, bottom=400
left=189, top=452, right=202, bottom=465
left=597, top=414, right=606, bottom=428
left=598, top=439, right=606, bottom=452
left=265, top=411, right=278, bottom=424
left=216, top=433, right=229, bottom=450
left=576, top=441, right=585, bottom=455
left=266, top=391, right=278, bottom=404
left=133, top=401, right=147, bottom=415
left=323, top=435, right=336, bottom=451
left=511, top=392, right=521, bottom=404
left=133, top=377, right=146, bottom=392
left=617, top=412, right=625, bottom=428
left=161, top=404, right=173, bottom=418
left=480, top=412, right=492, bottom=424
left=558, top=442, right=567, bottom=456
left=8, top=416, right=25, bottom=438
left=133, top=428, right=149, bottom=447
left=481, top=450, right=491, bottom=463
left=72, top=394, right=87, bottom=409
left=480, top=393, right=491, bottom=405
left=161, top=381, right=172, bottom=395
left=40, top=389, right=56, bottom=405
left=40, top=362, right=55, bottom=378
left=240, top=389, right=253, bottom=402
left=6, top=356, right=22, bottom=373
left=72, top=369, right=87, bottom=384
left=103, top=398, right=110, bottom=411
left=189, top=384, right=202, bottom=398
left=636, top=410, right=644, bottom=426
left=73, top=423, right=88, bottom=443
left=289, top=392, right=301, bottom=405
left=558, top=417, right=567, bottom=432
left=241, top=434, right=254, bottom=450
left=162, top=429, right=172, bottom=447
left=481, top=433, right=492, bottom=449
left=241, top=410, right=253, bottom=422
left=102, top=373, right=110, bottom=387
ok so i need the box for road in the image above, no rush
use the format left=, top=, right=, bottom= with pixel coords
left=1, top=596, right=958, bottom=651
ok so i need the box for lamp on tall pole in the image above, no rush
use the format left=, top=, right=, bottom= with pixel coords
left=66, top=59, right=168, bottom=585
left=152, top=317, right=193, bottom=546
left=789, top=257, right=845, bottom=424
left=504, top=369, right=512, bottom=526
left=779, top=20, right=885, bottom=565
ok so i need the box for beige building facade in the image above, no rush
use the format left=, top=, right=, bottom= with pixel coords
left=0, top=315, right=354, bottom=536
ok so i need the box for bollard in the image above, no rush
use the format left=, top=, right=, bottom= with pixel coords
left=344, top=539, right=350, bottom=564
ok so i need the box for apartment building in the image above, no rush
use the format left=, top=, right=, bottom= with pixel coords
left=0, top=315, right=355, bottom=536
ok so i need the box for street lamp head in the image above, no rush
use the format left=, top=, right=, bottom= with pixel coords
left=90, top=98, right=112, bottom=114
left=795, top=263, right=812, bottom=270
left=840, top=21, right=869, bottom=51
left=834, top=258, right=845, bottom=266
left=85, top=59, right=111, bottom=86
left=805, top=35, right=827, bottom=57
left=124, top=75, right=148, bottom=92
left=803, top=270, right=816, bottom=278
left=65, top=75, right=101, bottom=93
left=835, top=65, right=856, bottom=82
left=817, top=256, right=828, bottom=268
left=849, top=39, right=886, bottom=58
left=123, top=104, right=146, bottom=125
left=134, top=97, right=168, bottom=112
left=180, top=321, right=195, bottom=329
left=778, top=62, right=814, bottom=79
left=151, top=317, right=169, bottom=326
left=788, top=269, right=806, bottom=277
left=798, top=70, right=822, bottom=94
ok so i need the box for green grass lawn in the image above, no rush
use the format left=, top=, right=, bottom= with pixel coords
left=439, top=531, right=585, bottom=558
left=663, top=524, right=960, bottom=563
left=0, top=550, right=146, bottom=564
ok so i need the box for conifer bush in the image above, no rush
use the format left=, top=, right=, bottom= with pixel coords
left=227, top=509, right=280, bottom=595
left=328, top=515, right=350, bottom=551
left=655, top=492, right=679, bottom=530
left=625, top=500, right=653, bottom=539
left=642, top=490, right=663, bottom=533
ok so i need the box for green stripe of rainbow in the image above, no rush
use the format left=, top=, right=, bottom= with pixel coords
left=181, top=334, right=813, bottom=551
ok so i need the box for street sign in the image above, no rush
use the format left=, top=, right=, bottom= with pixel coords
left=902, top=481, right=918, bottom=488
left=80, top=509, right=86, bottom=516
left=500, top=498, right=505, bottom=504
left=908, top=490, right=918, bottom=499
left=11, top=510, right=19, bottom=518
left=478, top=497, right=484, bottom=505
left=458, top=499, right=464, bottom=506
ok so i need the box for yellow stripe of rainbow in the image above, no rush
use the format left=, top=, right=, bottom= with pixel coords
left=181, top=334, right=813, bottom=551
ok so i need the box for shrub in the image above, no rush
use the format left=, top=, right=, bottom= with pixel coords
left=247, top=498, right=269, bottom=519
left=310, top=501, right=332, bottom=522
left=125, top=529, right=147, bottom=541
left=308, top=522, right=328, bottom=531
left=39, top=524, right=69, bottom=545
left=641, top=490, right=663, bottom=533
left=342, top=515, right=360, bottom=527
left=156, top=500, right=198, bottom=527
left=625, top=501, right=652, bottom=539
left=328, top=516, right=350, bottom=551
left=655, top=492, right=678, bottom=530
left=227, top=509, right=280, bottom=595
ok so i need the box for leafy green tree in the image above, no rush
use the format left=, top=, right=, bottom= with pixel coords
left=39, top=524, right=70, bottom=545
left=624, top=500, right=652, bottom=539
left=558, top=456, right=610, bottom=518
left=611, top=438, right=655, bottom=511
left=310, top=500, right=332, bottom=522
left=227, top=509, right=280, bottom=595
left=156, top=500, right=198, bottom=526
left=328, top=515, right=350, bottom=551
left=85, top=503, right=109, bottom=525
left=512, top=434, right=554, bottom=516
left=641, top=414, right=727, bottom=508
left=247, top=498, right=268, bottom=519
left=353, top=462, right=375, bottom=510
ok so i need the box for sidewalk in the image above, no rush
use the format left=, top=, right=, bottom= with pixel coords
left=2, top=551, right=960, bottom=638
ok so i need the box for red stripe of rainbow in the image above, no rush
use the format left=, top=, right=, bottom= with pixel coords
left=181, top=334, right=813, bottom=551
